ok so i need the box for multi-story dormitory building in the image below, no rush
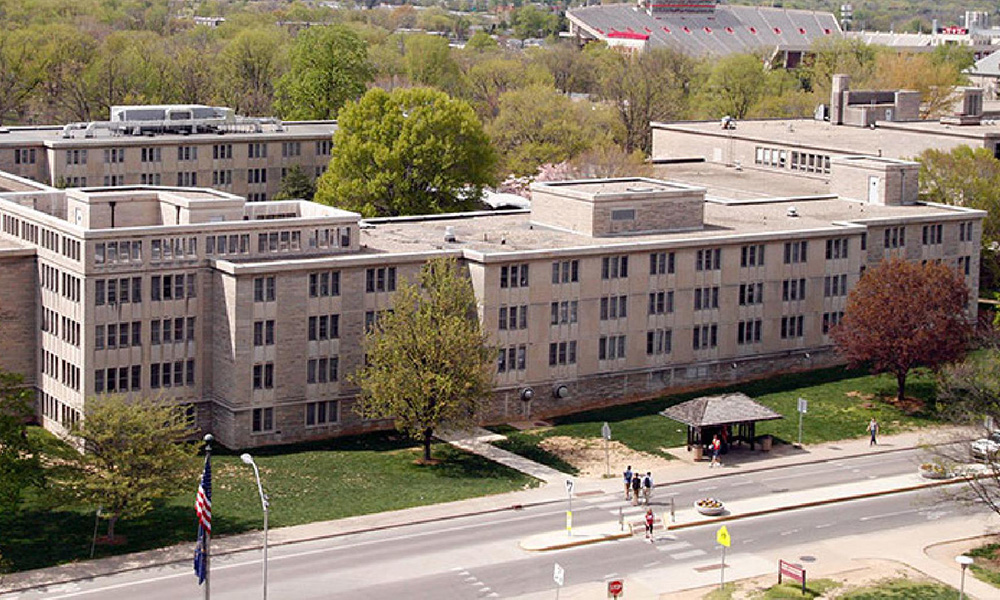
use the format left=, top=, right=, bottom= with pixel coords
left=0, top=104, right=336, bottom=202
left=0, top=153, right=984, bottom=449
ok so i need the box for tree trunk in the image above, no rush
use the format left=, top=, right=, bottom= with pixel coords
left=422, top=428, right=433, bottom=462
left=107, top=514, right=118, bottom=540
left=896, top=371, right=908, bottom=403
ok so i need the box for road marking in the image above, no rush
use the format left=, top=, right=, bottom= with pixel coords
left=758, top=468, right=831, bottom=483
left=697, top=486, right=718, bottom=491
left=657, top=542, right=692, bottom=552
left=465, top=576, right=477, bottom=582
left=487, top=593, right=499, bottom=598
left=644, top=560, right=661, bottom=567
left=815, top=523, right=833, bottom=529
left=860, top=509, right=918, bottom=521
left=451, top=567, right=464, bottom=572
left=867, top=475, right=877, bottom=479
left=472, top=581, right=485, bottom=586
left=603, top=573, right=618, bottom=579
left=479, top=587, right=492, bottom=594
left=670, top=549, right=707, bottom=560
left=742, top=538, right=755, bottom=544
left=729, top=481, right=754, bottom=487
left=780, top=529, right=800, bottom=536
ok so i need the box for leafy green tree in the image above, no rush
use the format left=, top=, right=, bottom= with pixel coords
left=66, top=396, right=198, bottom=539
left=34, top=23, right=98, bottom=122
left=510, top=5, right=559, bottom=39
left=0, top=27, right=47, bottom=125
left=465, top=31, right=499, bottom=52
left=0, top=370, right=43, bottom=513
left=831, top=256, right=972, bottom=403
left=802, top=37, right=879, bottom=99
left=464, top=56, right=551, bottom=120
left=215, top=27, right=287, bottom=116
left=275, top=164, right=317, bottom=201
left=274, top=25, right=373, bottom=120
left=404, top=34, right=462, bottom=93
left=695, top=53, right=769, bottom=120
left=353, top=257, right=495, bottom=463
left=315, top=87, right=497, bottom=217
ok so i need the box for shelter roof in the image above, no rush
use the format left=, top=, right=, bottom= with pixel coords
left=659, top=393, right=783, bottom=427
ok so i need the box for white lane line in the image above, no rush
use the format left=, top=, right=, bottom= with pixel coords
left=757, top=469, right=832, bottom=483
left=488, top=593, right=499, bottom=598
left=451, top=567, right=464, bottom=572
left=780, top=529, right=800, bottom=536
left=867, top=475, right=877, bottom=479
left=472, top=581, right=485, bottom=587
left=670, top=549, right=707, bottom=560
left=815, top=523, right=833, bottom=529
left=742, top=538, right=755, bottom=544
left=479, top=587, right=492, bottom=594
left=860, top=509, right=918, bottom=521
left=465, top=576, right=478, bottom=582
left=729, top=481, right=754, bottom=487
left=644, top=560, right=661, bottom=567
left=603, top=573, right=619, bottom=579
left=657, top=542, right=692, bottom=552
left=697, top=486, right=718, bottom=492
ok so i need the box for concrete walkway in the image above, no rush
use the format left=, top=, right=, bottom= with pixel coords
left=438, top=427, right=567, bottom=485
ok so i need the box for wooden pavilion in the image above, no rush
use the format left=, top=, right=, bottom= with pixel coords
left=660, top=392, right=783, bottom=451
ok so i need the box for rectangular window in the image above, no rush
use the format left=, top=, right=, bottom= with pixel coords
left=922, top=224, right=944, bottom=245
left=884, top=226, right=906, bottom=249
left=645, top=329, right=672, bottom=355
left=780, top=315, right=805, bottom=339
left=782, top=278, right=807, bottom=302
left=783, top=241, right=808, bottom=264
left=693, top=287, right=720, bottom=311
left=647, top=290, right=674, bottom=315
left=548, top=341, right=577, bottom=366
left=737, top=319, right=762, bottom=345
left=740, top=244, right=765, bottom=267
left=825, top=238, right=849, bottom=260
left=692, top=324, right=718, bottom=350
left=551, top=260, right=579, bottom=284
left=500, top=264, right=529, bottom=288
left=598, top=335, right=627, bottom=360
left=738, top=282, right=763, bottom=306
left=649, top=252, right=675, bottom=275
left=599, top=295, right=628, bottom=320
left=822, top=311, right=845, bottom=334
left=601, top=256, right=629, bottom=280
left=252, top=407, right=274, bottom=433
left=695, top=248, right=721, bottom=271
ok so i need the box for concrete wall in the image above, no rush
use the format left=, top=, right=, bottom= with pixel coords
left=0, top=252, right=37, bottom=383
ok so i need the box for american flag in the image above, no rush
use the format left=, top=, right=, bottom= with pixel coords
left=194, top=454, right=212, bottom=584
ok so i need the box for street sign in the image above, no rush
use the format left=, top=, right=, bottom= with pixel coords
left=608, top=579, right=624, bottom=598
left=797, top=398, right=808, bottom=413
left=602, top=422, right=612, bottom=440
left=565, top=479, right=574, bottom=495
left=778, top=560, right=807, bottom=594
left=566, top=511, right=572, bottom=532
left=553, top=563, right=565, bottom=587
left=716, top=526, right=731, bottom=548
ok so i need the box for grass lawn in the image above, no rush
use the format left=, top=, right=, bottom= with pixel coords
left=492, top=365, right=942, bottom=471
left=0, top=430, right=537, bottom=574
left=836, top=578, right=959, bottom=599
left=967, top=540, right=1000, bottom=587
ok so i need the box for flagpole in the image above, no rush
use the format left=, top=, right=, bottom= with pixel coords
left=204, top=433, right=213, bottom=600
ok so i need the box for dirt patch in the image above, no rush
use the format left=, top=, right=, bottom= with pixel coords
left=847, top=390, right=925, bottom=415
left=538, top=436, right=675, bottom=479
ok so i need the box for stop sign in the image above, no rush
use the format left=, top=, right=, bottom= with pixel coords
left=608, top=579, right=624, bottom=597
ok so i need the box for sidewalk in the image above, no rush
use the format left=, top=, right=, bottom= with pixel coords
left=0, top=428, right=967, bottom=594
left=439, top=427, right=567, bottom=484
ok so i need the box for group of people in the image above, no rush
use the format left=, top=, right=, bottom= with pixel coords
left=622, top=466, right=654, bottom=506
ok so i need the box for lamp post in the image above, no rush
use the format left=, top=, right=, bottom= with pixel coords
left=241, top=453, right=269, bottom=600
left=956, top=555, right=973, bottom=600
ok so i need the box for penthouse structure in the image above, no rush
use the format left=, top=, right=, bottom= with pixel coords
left=0, top=156, right=982, bottom=449
left=0, top=105, right=336, bottom=202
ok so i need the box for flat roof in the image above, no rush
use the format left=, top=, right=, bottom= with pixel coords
left=650, top=161, right=830, bottom=199
left=0, top=121, right=336, bottom=147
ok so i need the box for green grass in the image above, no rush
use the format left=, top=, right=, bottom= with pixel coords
left=967, top=541, right=1000, bottom=587
left=754, top=578, right=840, bottom=599
left=837, top=578, right=959, bottom=599
left=493, top=365, right=942, bottom=467
left=0, top=430, right=537, bottom=573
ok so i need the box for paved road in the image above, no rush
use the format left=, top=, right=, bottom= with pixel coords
left=3, top=448, right=969, bottom=600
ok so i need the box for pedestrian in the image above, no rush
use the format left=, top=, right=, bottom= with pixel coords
left=710, top=435, right=722, bottom=468
left=868, top=418, right=879, bottom=446
left=642, top=471, right=653, bottom=505
left=631, top=470, right=642, bottom=505
left=644, top=508, right=655, bottom=540
left=623, top=465, right=633, bottom=501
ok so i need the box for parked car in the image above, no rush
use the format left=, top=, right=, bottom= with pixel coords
left=971, top=431, right=1000, bottom=460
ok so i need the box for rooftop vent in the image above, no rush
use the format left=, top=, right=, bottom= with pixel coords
left=787, top=206, right=799, bottom=218
left=626, top=186, right=656, bottom=193
left=444, top=225, right=457, bottom=242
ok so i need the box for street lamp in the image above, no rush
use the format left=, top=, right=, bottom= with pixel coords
left=956, top=555, right=973, bottom=600
left=241, top=453, right=269, bottom=600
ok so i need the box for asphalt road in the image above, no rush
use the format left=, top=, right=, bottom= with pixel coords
left=4, top=448, right=976, bottom=600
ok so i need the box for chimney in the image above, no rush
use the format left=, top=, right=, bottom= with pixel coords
left=830, top=74, right=850, bottom=125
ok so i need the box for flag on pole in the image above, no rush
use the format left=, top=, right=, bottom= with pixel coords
left=194, top=454, right=212, bottom=584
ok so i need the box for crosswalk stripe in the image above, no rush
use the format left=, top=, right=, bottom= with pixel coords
left=670, top=549, right=707, bottom=560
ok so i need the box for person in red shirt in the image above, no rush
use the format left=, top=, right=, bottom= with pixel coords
left=644, top=508, right=655, bottom=540
left=710, top=434, right=722, bottom=468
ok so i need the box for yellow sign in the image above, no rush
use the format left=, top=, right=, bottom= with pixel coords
left=566, top=511, right=573, bottom=532
left=717, top=526, right=731, bottom=547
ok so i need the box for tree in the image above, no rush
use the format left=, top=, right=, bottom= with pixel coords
left=215, top=27, right=287, bottom=116
left=274, top=164, right=317, bottom=201
left=694, top=53, right=769, bottom=120
left=464, top=57, right=552, bottom=120
left=510, top=5, right=559, bottom=40
left=0, top=370, right=43, bottom=513
left=831, top=256, right=972, bottom=403
left=869, top=52, right=966, bottom=118
left=274, top=25, right=373, bottom=121
left=465, top=31, right=498, bottom=52
left=404, top=34, right=462, bottom=93
left=314, top=87, right=497, bottom=217
left=0, top=27, right=46, bottom=125
left=66, top=396, right=197, bottom=540
left=353, top=257, right=495, bottom=462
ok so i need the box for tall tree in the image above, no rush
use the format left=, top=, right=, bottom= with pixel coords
left=274, top=164, right=317, bottom=201
left=66, top=396, right=197, bottom=540
left=216, top=27, right=287, bottom=116
left=353, top=257, right=495, bottom=462
left=510, top=5, right=559, bottom=40
left=831, top=256, right=972, bottom=402
left=869, top=52, right=967, bottom=118
left=694, top=53, right=769, bottom=120
left=0, top=27, right=47, bottom=125
left=404, top=34, right=462, bottom=93
left=274, top=25, right=373, bottom=121
left=0, top=370, right=43, bottom=513
left=314, top=87, right=497, bottom=217
left=464, top=57, right=552, bottom=120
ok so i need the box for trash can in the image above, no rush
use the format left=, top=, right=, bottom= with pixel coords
left=761, top=435, right=773, bottom=452
left=693, top=445, right=704, bottom=461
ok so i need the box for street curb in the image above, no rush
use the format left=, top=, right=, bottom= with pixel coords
left=519, top=530, right=633, bottom=552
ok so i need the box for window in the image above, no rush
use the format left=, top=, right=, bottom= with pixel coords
left=254, top=277, right=276, bottom=302
left=316, top=140, right=332, bottom=155
left=601, top=256, right=629, bottom=280
left=611, top=208, right=635, bottom=221
left=551, top=260, right=579, bottom=284
left=252, top=363, right=275, bottom=390
left=693, top=287, right=720, bottom=311
left=254, top=320, right=276, bottom=346
left=599, top=295, right=628, bottom=320
left=861, top=232, right=868, bottom=251
left=884, top=227, right=906, bottom=249
left=177, top=146, right=197, bottom=161
left=782, top=278, right=807, bottom=301
left=646, top=329, right=672, bottom=355
left=550, top=301, right=578, bottom=325
left=95, top=280, right=106, bottom=305
left=212, top=170, right=233, bottom=186
left=959, top=255, right=972, bottom=276
left=648, top=290, right=674, bottom=315
left=309, top=271, right=341, bottom=297
left=960, top=222, right=974, bottom=242
left=365, top=267, right=397, bottom=293
left=103, top=148, right=125, bottom=164
left=307, top=357, right=339, bottom=383
left=740, top=245, right=765, bottom=267
left=95, top=325, right=105, bottom=350
left=826, top=238, right=849, bottom=260
left=14, top=148, right=36, bottom=164
left=499, top=305, right=528, bottom=330
left=783, top=241, right=808, bottom=264
left=822, top=311, right=845, bottom=334
left=305, top=400, right=339, bottom=426
left=65, top=149, right=87, bottom=165
left=500, top=264, right=530, bottom=288
left=922, top=224, right=943, bottom=245
left=737, top=319, right=762, bottom=345
left=176, top=172, right=197, bottom=186
left=248, top=143, right=268, bottom=159
left=281, top=141, right=302, bottom=157
left=213, top=144, right=233, bottom=160
left=248, top=168, right=268, bottom=184
left=252, top=407, right=274, bottom=433
left=649, top=252, right=675, bottom=275
left=781, top=315, right=805, bottom=339
left=739, top=282, right=764, bottom=306
left=497, top=345, right=527, bottom=373
left=693, top=324, right=718, bottom=350
left=140, top=147, right=162, bottom=163
left=547, top=341, right=577, bottom=366
left=695, top=248, right=721, bottom=271
left=598, top=335, right=627, bottom=360
left=823, top=274, right=848, bottom=297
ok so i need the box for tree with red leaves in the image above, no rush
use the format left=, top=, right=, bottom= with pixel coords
left=832, top=256, right=972, bottom=403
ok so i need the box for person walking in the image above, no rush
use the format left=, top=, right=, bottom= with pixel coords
left=631, top=471, right=642, bottom=505
left=623, top=465, right=633, bottom=501
left=710, top=435, right=722, bottom=468
left=642, top=471, right=653, bottom=505
left=868, top=418, right=879, bottom=446
left=644, top=508, right=655, bottom=541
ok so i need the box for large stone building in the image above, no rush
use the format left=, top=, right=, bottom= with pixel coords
left=0, top=152, right=983, bottom=448
left=0, top=105, right=336, bottom=202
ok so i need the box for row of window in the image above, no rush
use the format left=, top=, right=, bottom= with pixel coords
left=95, top=240, right=142, bottom=265
left=151, top=237, right=198, bottom=262
left=150, top=273, right=198, bottom=301
left=95, top=321, right=143, bottom=349
left=95, top=365, right=142, bottom=393
left=366, top=267, right=397, bottom=293
left=95, top=276, right=142, bottom=305
left=499, top=305, right=528, bottom=330
left=3, top=215, right=80, bottom=261
left=306, top=357, right=339, bottom=383
left=309, top=227, right=352, bottom=249
left=39, top=391, right=80, bottom=428
left=151, top=360, right=197, bottom=389
left=309, top=271, right=341, bottom=297
left=498, top=345, right=527, bottom=372
left=41, top=312, right=81, bottom=347
left=206, top=234, right=251, bottom=256
left=41, top=351, right=80, bottom=392
left=257, top=230, right=302, bottom=253
left=307, top=315, right=339, bottom=341
left=153, top=318, right=196, bottom=345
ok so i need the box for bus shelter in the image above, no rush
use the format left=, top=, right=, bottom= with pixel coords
left=660, top=392, right=783, bottom=452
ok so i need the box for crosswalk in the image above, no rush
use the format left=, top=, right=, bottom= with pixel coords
left=581, top=493, right=707, bottom=560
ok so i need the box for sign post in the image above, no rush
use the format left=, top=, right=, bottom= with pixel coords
left=565, top=480, right=574, bottom=537
left=796, top=398, right=808, bottom=447
left=607, top=579, right=624, bottom=599
left=602, top=422, right=612, bottom=477
left=553, top=563, right=565, bottom=600
left=717, top=526, right=731, bottom=592
left=778, top=560, right=807, bottom=594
